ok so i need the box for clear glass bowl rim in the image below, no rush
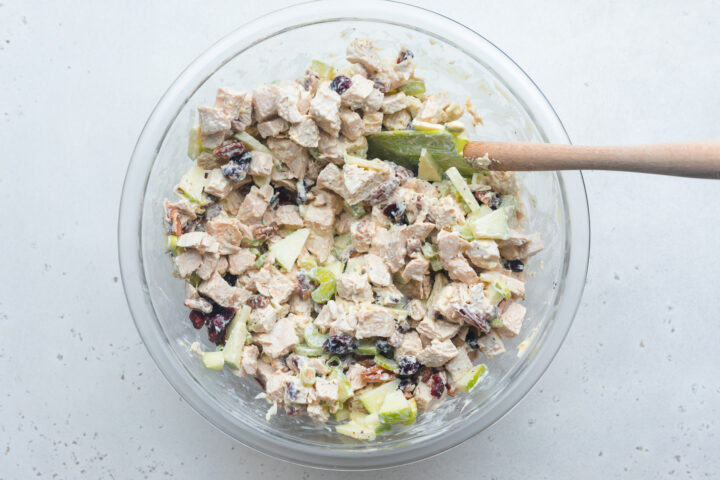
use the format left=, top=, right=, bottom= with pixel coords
left=118, top=0, right=590, bottom=470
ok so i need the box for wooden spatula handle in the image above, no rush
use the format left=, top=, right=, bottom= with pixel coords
left=463, top=142, right=720, bottom=179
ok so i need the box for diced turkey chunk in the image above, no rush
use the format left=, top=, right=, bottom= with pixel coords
left=407, top=299, right=427, bottom=321
left=346, top=38, right=383, bottom=73
left=236, top=184, right=273, bottom=225
left=198, top=272, right=244, bottom=308
left=205, top=217, right=243, bottom=255
left=313, top=300, right=343, bottom=333
left=467, top=240, right=500, bottom=269
left=265, top=371, right=289, bottom=402
left=336, top=272, right=373, bottom=302
left=304, top=202, right=334, bottom=231
left=370, top=227, right=406, bottom=273
left=355, top=309, right=396, bottom=339
left=175, top=250, right=202, bottom=277
left=198, top=106, right=230, bottom=147
left=363, top=88, right=384, bottom=112
left=257, top=117, right=289, bottom=138
left=416, top=92, right=452, bottom=124
left=339, top=109, right=364, bottom=140
left=346, top=364, right=367, bottom=392
left=476, top=331, right=506, bottom=358
left=276, top=82, right=307, bottom=124
left=314, top=378, right=339, bottom=402
left=204, top=168, right=233, bottom=199
left=252, top=84, right=280, bottom=122
left=184, top=283, right=213, bottom=313
left=497, top=302, right=526, bottom=338
left=343, top=163, right=392, bottom=205
left=248, top=305, right=278, bottom=333
left=316, top=163, right=346, bottom=196
left=381, top=92, right=409, bottom=114
left=307, top=403, right=329, bottom=423
left=289, top=116, right=320, bottom=148
left=329, top=311, right=357, bottom=336
left=213, top=87, right=246, bottom=119
left=305, top=228, right=334, bottom=262
left=316, top=132, right=345, bottom=163
left=227, top=249, right=255, bottom=275
left=255, top=265, right=295, bottom=304
left=444, top=256, right=479, bottom=284
left=498, top=231, right=543, bottom=260
left=266, top=205, right=304, bottom=227
left=362, top=111, right=383, bottom=136
left=176, top=231, right=219, bottom=254
left=241, top=345, right=259, bottom=376
left=350, top=219, right=377, bottom=253
left=430, top=196, right=465, bottom=229
left=416, top=317, right=460, bottom=342
left=266, top=137, right=303, bottom=163
left=310, top=86, right=341, bottom=136
left=249, top=151, right=274, bottom=177
left=196, top=252, right=220, bottom=280
left=402, top=256, right=429, bottom=282
left=397, top=331, right=423, bottom=358
left=364, top=253, right=392, bottom=287
left=417, top=338, right=458, bottom=367
left=341, top=74, right=376, bottom=108
left=256, top=317, right=299, bottom=358
left=382, top=110, right=411, bottom=131
left=413, top=381, right=434, bottom=411
left=445, top=347, right=473, bottom=382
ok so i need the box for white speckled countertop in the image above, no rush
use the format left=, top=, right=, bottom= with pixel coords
left=1, top=1, right=719, bottom=478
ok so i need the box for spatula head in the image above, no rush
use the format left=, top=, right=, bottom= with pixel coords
left=366, top=130, right=472, bottom=174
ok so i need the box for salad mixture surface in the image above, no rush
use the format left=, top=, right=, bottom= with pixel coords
left=163, top=39, right=542, bottom=440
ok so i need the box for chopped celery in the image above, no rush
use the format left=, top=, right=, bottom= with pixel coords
left=398, top=80, right=426, bottom=97
left=298, top=257, right=318, bottom=271
left=326, top=356, right=342, bottom=368
left=165, top=234, right=179, bottom=254
left=303, top=324, right=328, bottom=349
left=453, top=223, right=475, bottom=242
left=300, top=366, right=316, bottom=386
left=430, top=258, right=443, bottom=271
left=421, top=242, right=437, bottom=259
left=490, top=317, right=504, bottom=329
left=356, top=339, right=379, bottom=356
left=254, top=252, right=268, bottom=269
left=188, top=126, right=203, bottom=160
left=344, top=201, right=366, bottom=218
left=223, top=306, right=250, bottom=369
left=445, top=167, right=481, bottom=213
left=374, top=355, right=399, bottom=373
left=310, top=267, right=337, bottom=303
left=294, top=344, right=323, bottom=357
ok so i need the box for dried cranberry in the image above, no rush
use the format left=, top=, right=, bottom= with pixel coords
left=397, top=356, right=420, bottom=376
left=285, top=381, right=299, bottom=402
left=418, top=366, right=433, bottom=383
left=382, top=201, right=407, bottom=224
left=452, top=303, right=491, bottom=334
left=222, top=272, right=238, bottom=285
left=465, top=327, right=480, bottom=350
left=397, top=48, right=414, bottom=64
left=322, top=334, right=358, bottom=354
left=364, top=177, right=399, bottom=206
left=296, top=272, right=314, bottom=300
left=207, top=313, right=231, bottom=345
left=329, top=75, right=352, bottom=95
left=221, top=161, right=249, bottom=182
left=213, top=141, right=246, bottom=161
left=376, top=339, right=394, bottom=357
left=270, top=186, right=296, bottom=207
left=505, top=260, right=524, bottom=272
left=189, top=310, right=206, bottom=329
left=430, top=374, right=445, bottom=398
left=247, top=295, right=269, bottom=310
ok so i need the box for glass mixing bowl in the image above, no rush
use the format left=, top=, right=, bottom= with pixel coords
left=118, top=0, right=590, bottom=470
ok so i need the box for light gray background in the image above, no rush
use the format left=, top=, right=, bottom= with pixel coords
left=1, top=0, right=719, bottom=478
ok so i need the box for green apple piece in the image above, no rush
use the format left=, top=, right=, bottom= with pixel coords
left=269, top=228, right=310, bottom=271
left=233, top=131, right=270, bottom=153
left=223, top=306, right=250, bottom=369
left=366, top=130, right=473, bottom=175
left=378, top=390, right=413, bottom=424
left=202, top=351, right=225, bottom=371
left=445, top=167, right=481, bottom=213
left=165, top=234, right=179, bottom=254
left=417, top=148, right=443, bottom=182
left=175, top=165, right=207, bottom=204
left=336, top=420, right=376, bottom=440
left=329, top=369, right=354, bottom=402
left=309, top=60, right=335, bottom=80
left=500, top=194, right=518, bottom=217
left=455, top=364, right=488, bottom=392
left=359, top=379, right=400, bottom=414
left=467, top=207, right=510, bottom=240
left=334, top=407, right=350, bottom=422
left=188, top=125, right=203, bottom=160
left=403, top=398, right=418, bottom=425
left=398, top=80, right=426, bottom=98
